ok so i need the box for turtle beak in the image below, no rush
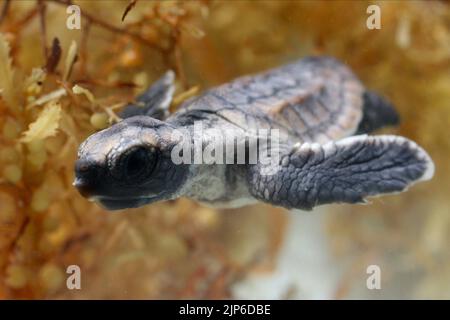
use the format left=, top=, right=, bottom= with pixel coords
left=73, top=159, right=100, bottom=199
left=73, top=177, right=95, bottom=199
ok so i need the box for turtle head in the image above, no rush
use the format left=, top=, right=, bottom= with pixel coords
left=74, top=116, right=189, bottom=210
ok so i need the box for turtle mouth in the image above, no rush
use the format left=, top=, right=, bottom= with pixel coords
left=74, top=177, right=163, bottom=210
left=93, top=195, right=160, bottom=211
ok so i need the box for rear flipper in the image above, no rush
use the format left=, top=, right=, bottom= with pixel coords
left=247, top=135, right=434, bottom=210
left=356, top=91, right=400, bottom=134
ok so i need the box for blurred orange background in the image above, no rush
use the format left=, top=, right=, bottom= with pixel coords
left=0, top=0, right=448, bottom=299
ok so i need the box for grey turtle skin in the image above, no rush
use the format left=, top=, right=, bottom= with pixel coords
left=74, top=56, right=434, bottom=211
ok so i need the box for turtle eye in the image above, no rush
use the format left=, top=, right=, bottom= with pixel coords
left=119, top=146, right=157, bottom=181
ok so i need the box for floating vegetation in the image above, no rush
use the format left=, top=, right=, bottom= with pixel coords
left=0, top=0, right=448, bottom=299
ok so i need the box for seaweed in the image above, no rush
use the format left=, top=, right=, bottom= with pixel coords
left=0, top=0, right=448, bottom=299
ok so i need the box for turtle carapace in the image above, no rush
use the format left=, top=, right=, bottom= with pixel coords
left=74, top=56, right=434, bottom=211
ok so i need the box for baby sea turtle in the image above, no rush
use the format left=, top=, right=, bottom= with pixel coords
left=74, top=56, right=434, bottom=210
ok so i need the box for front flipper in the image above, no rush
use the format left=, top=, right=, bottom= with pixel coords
left=120, top=70, right=175, bottom=120
left=247, top=135, right=434, bottom=210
